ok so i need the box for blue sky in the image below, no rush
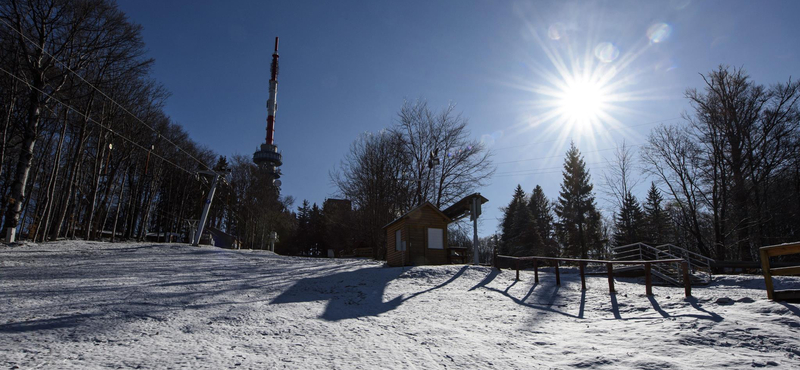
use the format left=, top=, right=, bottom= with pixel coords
left=116, top=0, right=800, bottom=235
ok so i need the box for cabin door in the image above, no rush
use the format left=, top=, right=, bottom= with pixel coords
left=409, top=226, right=426, bottom=265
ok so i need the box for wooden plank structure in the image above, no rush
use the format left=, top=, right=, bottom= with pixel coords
left=759, top=242, right=800, bottom=302
left=498, top=255, right=692, bottom=298
left=383, top=202, right=453, bottom=266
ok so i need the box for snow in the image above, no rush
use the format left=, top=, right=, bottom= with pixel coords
left=2, top=241, right=799, bottom=369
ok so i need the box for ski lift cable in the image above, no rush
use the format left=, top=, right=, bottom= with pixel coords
left=0, top=66, right=196, bottom=176
left=0, top=19, right=213, bottom=172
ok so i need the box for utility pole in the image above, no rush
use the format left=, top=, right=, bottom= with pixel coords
left=471, top=194, right=482, bottom=265
left=193, top=169, right=228, bottom=246
left=185, top=219, right=198, bottom=245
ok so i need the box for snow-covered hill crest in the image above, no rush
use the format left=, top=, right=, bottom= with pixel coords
left=1, top=242, right=799, bottom=369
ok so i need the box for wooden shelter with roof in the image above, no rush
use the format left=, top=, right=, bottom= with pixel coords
left=383, top=194, right=489, bottom=267
left=384, top=202, right=452, bottom=266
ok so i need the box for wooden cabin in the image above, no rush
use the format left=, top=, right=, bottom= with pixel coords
left=383, top=202, right=452, bottom=267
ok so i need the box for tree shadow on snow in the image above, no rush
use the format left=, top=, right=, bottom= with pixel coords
left=645, top=296, right=723, bottom=322
left=471, top=270, right=582, bottom=319
left=0, top=313, right=98, bottom=333
left=779, top=302, right=800, bottom=317
left=270, top=266, right=468, bottom=321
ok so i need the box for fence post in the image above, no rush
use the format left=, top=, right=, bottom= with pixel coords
left=515, top=258, right=520, bottom=281
left=682, top=261, right=692, bottom=298
left=492, top=238, right=498, bottom=269
left=644, top=262, right=653, bottom=296
left=607, top=263, right=615, bottom=294
left=759, top=248, right=774, bottom=300
left=579, top=262, right=586, bottom=291
left=555, top=260, right=561, bottom=286
left=533, top=258, right=539, bottom=284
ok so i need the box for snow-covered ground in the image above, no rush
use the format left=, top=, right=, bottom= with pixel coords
left=1, top=242, right=799, bottom=369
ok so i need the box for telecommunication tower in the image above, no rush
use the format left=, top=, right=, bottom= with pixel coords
left=253, top=37, right=283, bottom=186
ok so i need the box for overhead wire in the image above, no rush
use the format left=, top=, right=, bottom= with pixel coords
left=0, top=18, right=212, bottom=172
left=0, top=65, right=196, bottom=176
left=489, top=117, right=682, bottom=152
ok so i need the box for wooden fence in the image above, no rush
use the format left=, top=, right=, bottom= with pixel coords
left=497, top=255, right=692, bottom=298
left=759, top=242, right=800, bottom=302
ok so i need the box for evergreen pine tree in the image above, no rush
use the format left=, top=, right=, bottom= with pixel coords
left=554, top=142, right=603, bottom=258
left=509, top=202, right=541, bottom=256
left=528, top=185, right=558, bottom=256
left=613, top=191, right=644, bottom=246
left=500, top=185, right=527, bottom=255
left=642, top=182, right=668, bottom=245
left=309, top=203, right=327, bottom=256
left=296, top=200, right=311, bottom=254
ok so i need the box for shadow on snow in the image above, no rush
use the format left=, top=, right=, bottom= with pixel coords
left=271, top=266, right=469, bottom=321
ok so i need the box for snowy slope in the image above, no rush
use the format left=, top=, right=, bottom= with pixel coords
left=1, top=241, right=799, bottom=369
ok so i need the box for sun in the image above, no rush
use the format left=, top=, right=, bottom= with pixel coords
left=557, top=78, right=608, bottom=128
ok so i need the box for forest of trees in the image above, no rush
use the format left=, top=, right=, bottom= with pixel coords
left=500, top=66, right=800, bottom=261
left=0, top=1, right=492, bottom=256
left=0, top=0, right=292, bottom=248
left=3, top=2, right=798, bottom=265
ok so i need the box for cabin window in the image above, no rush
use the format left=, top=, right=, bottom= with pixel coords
left=395, top=229, right=405, bottom=251
left=427, top=228, right=444, bottom=249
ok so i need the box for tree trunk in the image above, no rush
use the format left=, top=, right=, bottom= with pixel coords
left=51, top=103, right=92, bottom=240
left=39, top=110, right=69, bottom=241
left=3, top=85, right=43, bottom=241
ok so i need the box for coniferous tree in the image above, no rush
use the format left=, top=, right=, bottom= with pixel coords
left=642, top=182, right=669, bottom=245
left=309, top=203, right=326, bottom=256
left=500, top=185, right=526, bottom=255
left=509, top=200, right=541, bottom=256
left=555, top=143, right=603, bottom=258
left=528, top=185, right=558, bottom=256
left=613, top=191, right=644, bottom=246
left=296, top=200, right=311, bottom=254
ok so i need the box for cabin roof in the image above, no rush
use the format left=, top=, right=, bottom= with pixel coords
left=382, top=202, right=452, bottom=229
left=441, top=193, right=489, bottom=221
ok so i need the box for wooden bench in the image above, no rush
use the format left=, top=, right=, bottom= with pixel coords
left=759, top=242, right=800, bottom=302
left=447, top=246, right=468, bottom=264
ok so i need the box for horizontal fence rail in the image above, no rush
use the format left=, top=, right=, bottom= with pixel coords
left=497, top=255, right=692, bottom=298
left=760, top=242, right=800, bottom=302
left=611, top=242, right=712, bottom=285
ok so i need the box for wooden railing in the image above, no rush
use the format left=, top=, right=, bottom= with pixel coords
left=759, top=242, right=800, bottom=302
left=612, top=242, right=713, bottom=285
left=497, top=255, right=693, bottom=298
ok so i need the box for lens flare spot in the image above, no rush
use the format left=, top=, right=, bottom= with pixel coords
left=594, top=42, right=620, bottom=63
left=548, top=23, right=566, bottom=40
left=647, top=23, right=672, bottom=43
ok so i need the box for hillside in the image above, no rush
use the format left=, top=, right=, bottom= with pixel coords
left=1, top=242, right=799, bottom=369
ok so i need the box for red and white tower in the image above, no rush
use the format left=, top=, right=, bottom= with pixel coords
left=253, top=37, right=283, bottom=184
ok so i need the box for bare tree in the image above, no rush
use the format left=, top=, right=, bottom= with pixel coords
left=641, top=124, right=712, bottom=257
left=392, top=100, right=494, bottom=209
left=685, top=66, right=800, bottom=260
left=602, top=140, right=639, bottom=212
left=331, top=131, right=408, bottom=258
left=331, top=100, right=494, bottom=259
left=0, top=0, right=150, bottom=241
